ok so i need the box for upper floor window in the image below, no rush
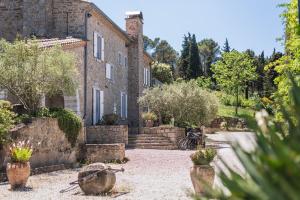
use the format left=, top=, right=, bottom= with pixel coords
left=118, top=52, right=122, bottom=66
left=144, top=68, right=151, bottom=86
left=124, top=57, right=128, bottom=67
left=94, top=32, right=104, bottom=61
left=106, top=63, right=113, bottom=80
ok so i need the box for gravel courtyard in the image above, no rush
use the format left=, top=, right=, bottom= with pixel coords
left=0, top=132, right=255, bottom=200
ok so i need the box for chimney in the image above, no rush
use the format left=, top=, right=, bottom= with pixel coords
left=125, top=11, right=144, bottom=130
left=125, top=11, right=143, bottom=39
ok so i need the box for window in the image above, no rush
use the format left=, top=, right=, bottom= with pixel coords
left=94, top=32, right=104, bottom=61
left=106, top=63, right=113, bottom=80
left=120, top=92, right=128, bottom=119
left=124, top=57, right=128, bottom=67
left=144, top=68, right=150, bottom=86
left=118, top=52, right=122, bottom=66
left=93, top=88, right=104, bottom=125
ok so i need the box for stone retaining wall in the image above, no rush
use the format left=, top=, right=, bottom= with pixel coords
left=85, top=144, right=125, bottom=163
left=86, top=125, right=128, bottom=145
left=141, top=127, right=185, bottom=144
left=0, top=118, right=84, bottom=172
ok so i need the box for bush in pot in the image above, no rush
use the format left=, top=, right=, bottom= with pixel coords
left=190, top=148, right=217, bottom=195
left=142, top=112, right=157, bottom=127
left=7, top=141, right=32, bottom=190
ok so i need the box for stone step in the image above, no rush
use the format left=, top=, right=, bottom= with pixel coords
left=126, top=144, right=177, bottom=150
left=128, top=138, right=170, bottom=142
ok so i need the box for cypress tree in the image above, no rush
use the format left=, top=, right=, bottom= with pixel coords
left=222, top=38, right=231, bottom=53
left=187, top=34, right=202, bottom=79
left=178, top=34, right=191, bottom=79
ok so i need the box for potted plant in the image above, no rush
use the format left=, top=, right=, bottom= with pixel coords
left=6, top=141, right=32, bottom=190
left=190, top=148, right=217, bottom=195
left=142, top=112, right=157, bottom=127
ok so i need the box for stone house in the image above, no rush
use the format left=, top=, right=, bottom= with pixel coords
left=0, top=0, right=153, bottom=130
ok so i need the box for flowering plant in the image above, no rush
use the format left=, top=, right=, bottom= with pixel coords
left=9, top=141, right=33, bottom=163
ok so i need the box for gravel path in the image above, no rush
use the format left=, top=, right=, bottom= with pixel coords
left=0, top=132, right=255, bottom=200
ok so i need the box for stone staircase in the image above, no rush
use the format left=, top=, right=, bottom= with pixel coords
left=127, top=134, right=178, bottom=150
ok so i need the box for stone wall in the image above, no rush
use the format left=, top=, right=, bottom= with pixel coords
left=86, top=125, right=128, bottom=145
left=85, top=144, right=125, bottom=163
left=0, top=118, right=84, bottom=171
left=0, top=0, right=23, bottom=41
left=140, top=127, right=185, bottom=144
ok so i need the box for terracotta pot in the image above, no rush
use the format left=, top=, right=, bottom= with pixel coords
left=145, top=120, right=154, bottom=127
left=190, top=165, right=215, bottom=195
left=6, top=162, right=30, bottom=190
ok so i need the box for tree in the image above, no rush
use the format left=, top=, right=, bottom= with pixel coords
left=143, top=35, right=160, bottom=52
left=244, top=49, right=257, bottom=98
left=0, top=39, right=78, bottom=113
left=188, top=34, right=202, bottom=79
left=178, top=34, right=191, bottom=79
left=152, top=40, right=178, bottom=66
left=256, top=51, right=266, bottom=96
left=212, top=50, right=257, bottom=115
left=151, top=62, right=173, bottom=84
left=222, top=38, right=231, bottom=53
left=139, top=81, right=218, bottom=127
left=198, top=39, right=220, bottom=77
left=264, top=49, right=283, bottom=97
left=268, top=0, right=300, bottom=121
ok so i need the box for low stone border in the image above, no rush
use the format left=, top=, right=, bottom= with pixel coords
left=86, top=125, right=128, bottom=145
left=85, top=143, right=125, bottom=163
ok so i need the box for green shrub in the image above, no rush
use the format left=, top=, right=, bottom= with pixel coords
left=190, top=148, right=217, bottom=165
left=101, top=114, right=119, bottom=125
left=9, top=141, right=32, bottom=163
left=142, top=112, right=158, bottom=121
left=0, top=100, right=12, bottom=110
left=0, top=103, right=14, bottom=145
left=215, top=91, right=259, bottom=109
left=51, top=108, right=82, bottom=147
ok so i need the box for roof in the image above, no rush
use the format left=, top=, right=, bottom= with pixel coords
left=38, top=37, right=86, bottom=49
left=144, top=51, right=154, bottom=62
left=89, top=3, right=131, bottom=42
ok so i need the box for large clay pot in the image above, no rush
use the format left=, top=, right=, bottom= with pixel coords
left=78, top=163, right=116, bottom=195
left=6, top=162, right=30, bottom=190
left=145, top=120, right=154, bottom=127
left=190, top=165, right=215, bottom=195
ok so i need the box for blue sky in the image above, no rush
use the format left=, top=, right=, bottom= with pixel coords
left=93, top=0, right=287, bottom=56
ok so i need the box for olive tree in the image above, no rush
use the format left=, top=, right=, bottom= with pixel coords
left=0, top=39, right=78, bottom=113
left=139, top=81, right=218, bottom=127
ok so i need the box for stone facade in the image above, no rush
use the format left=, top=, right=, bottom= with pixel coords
left=86, top=125, right=128, bottom=145
left=0, top=118, right=84, bottom=170
left=0, top=0, right=152, bottom=130
left=85, top=144, right=125, bottom=163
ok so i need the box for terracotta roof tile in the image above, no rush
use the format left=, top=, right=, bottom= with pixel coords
left=38, top=37, right=85, bottom=48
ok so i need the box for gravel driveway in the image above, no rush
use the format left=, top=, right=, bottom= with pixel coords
left=0, top=132, right=255, bottom=200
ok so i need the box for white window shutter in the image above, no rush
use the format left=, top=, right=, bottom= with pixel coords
left=147, top=69, right=150, bottom=86
left=92, top=88, right=97, bottom=125
left=120, top=92, right=123, bottom=118
left=101, top=37, right=105, bottom=61
left=125, top=94, right=128, bottom=118
left=94, top=32, right=98, bottom=58
left=144, top=68, right=146, bottom=85
left=100, top=91, right=104, bottom=119
left=106, top=63, right=111, bottom=79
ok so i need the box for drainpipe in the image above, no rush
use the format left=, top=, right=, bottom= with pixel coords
left=83, top=11, right=92, bottom=121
